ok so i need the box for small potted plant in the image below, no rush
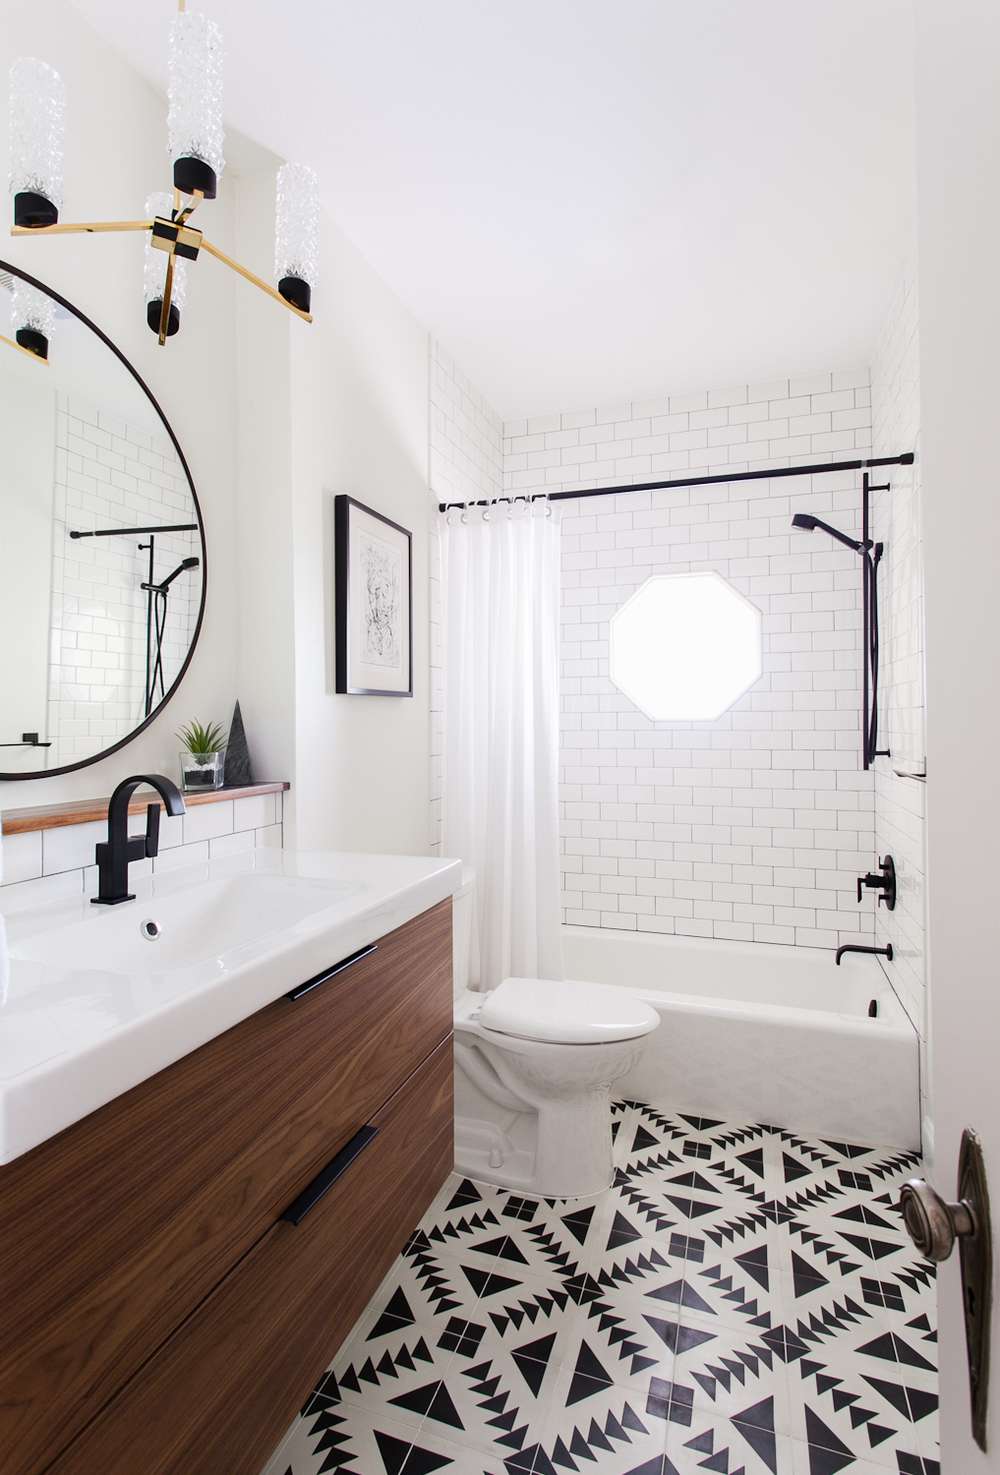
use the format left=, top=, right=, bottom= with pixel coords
left=177, top=719, right=228, bottom=792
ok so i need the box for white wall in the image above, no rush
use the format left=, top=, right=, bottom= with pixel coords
left=0, top=0, right=238, bottom=807
left=283, top=211, right=431, bottom=855
left=231, top=165, right=296, bottom=791
left=869, top=269, right=928, bottom=1139
left=915, top=1, right=1000, bottom=1463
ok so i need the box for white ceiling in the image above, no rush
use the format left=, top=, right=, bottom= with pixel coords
left=71, top=0, right=916, bottom=418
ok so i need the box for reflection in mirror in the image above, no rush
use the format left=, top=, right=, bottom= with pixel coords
left=0, top=266, right=204, bottom=777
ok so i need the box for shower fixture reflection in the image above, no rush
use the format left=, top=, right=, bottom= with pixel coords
left=141, top=550, right=200, bottom=717
left=791, top=475, right=886, bottom=769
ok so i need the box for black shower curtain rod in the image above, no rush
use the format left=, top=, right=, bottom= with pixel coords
left=69, top=522, right=198, bottom=540
left=437, top=453, right=914, bottom=513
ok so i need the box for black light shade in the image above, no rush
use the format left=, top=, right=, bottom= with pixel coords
left=278, top=274, right=312, bottom=314
left=15, top=326, right=48, bottom=360
left=146, top=299, right=181, bottom=338
left=13, top=190, right=58, bottom=228
left=173, top=155, right=218, bottom=200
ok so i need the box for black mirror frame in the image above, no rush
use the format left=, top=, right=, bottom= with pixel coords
left=0, top=257, right=208, bottom=782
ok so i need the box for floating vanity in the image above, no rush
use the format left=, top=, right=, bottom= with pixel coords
left=0, top=849, right=460, bottom=1475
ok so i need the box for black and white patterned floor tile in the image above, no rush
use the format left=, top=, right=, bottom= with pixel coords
left=261, top=1103, right=938, bottom=1475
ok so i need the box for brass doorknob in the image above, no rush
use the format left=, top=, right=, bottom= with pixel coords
left=900, top=1177, right=977, bottom=1262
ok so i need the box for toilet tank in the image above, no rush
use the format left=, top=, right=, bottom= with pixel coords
left=452, top=866, right=477, bottom=997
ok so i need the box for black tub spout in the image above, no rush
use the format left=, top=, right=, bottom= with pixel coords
left=835, top=942, right=894, bottom=966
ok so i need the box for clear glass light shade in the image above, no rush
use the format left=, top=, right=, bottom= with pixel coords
left=609, top=572, right=762, bottom=721
left=11, top=280, right=55, bottom=341
left=275, top=163, right=320, bottom=287
left=8, top=58, right=66, bottom=209
left=167, top=12, right=224, bottom=178
left=143, top=193, right=188, bottom=312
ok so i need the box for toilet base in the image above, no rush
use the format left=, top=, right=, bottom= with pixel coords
left=453, top=1113, right=537, bottom=1193
left=453, top=1090, right=616, bottom=1200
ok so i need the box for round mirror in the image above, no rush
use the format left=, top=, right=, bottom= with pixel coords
left=0, top=260, right=205, bottom=779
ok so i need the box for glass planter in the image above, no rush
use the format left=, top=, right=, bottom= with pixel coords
left=179, top=749, right=225, bottom=792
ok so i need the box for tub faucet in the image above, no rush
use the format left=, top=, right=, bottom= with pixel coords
left=835, top=942, right=894, bottom=967
left=91, top=774, right=186, bottom=905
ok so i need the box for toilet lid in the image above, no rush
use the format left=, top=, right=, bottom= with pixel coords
left=477, top=977, right=659, bottom=1045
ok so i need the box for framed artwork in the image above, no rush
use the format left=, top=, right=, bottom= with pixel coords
left=334, top=495, right=413, bottom=697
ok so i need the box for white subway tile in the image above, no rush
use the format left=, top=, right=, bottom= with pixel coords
left=209, top=829, right=256, bottom=858
left=182, top=801, right=235, bottom=844
left=0, top=868, right=83, bottom=913
left=154, top=841, right=210, bottom=872
left=1, top=831, right=43, bottom=884
left=43, top=821, right=104, bottom=875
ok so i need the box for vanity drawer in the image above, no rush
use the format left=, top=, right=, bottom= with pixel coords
left=0, top=898, right=452, bottom=1475
left=50, top=1036, right=454, bottom=1475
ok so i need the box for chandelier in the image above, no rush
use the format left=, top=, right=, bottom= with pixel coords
left=7, top=1, right=319, bottom=360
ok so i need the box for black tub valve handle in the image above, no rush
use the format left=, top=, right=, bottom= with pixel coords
left=857, top=854, right=896, bottom=911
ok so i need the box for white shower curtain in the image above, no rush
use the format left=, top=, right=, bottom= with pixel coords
left=440, top=502, right=563, bottom=991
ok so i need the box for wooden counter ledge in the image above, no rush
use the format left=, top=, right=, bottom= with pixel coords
left=1, top=783, right=290, bottom=836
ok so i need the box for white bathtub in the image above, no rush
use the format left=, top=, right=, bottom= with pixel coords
left=562, top=926, right=921, bottom=1151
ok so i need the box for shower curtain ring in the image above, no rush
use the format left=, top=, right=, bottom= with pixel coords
left=482, top=504, right=492, bottom=521
left=460, top=508, right=469, bottom=524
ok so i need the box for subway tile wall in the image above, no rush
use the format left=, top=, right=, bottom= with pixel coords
left=501, top=374, right=879, bottom=950
left=0, top=792, right=284, bottom=907
left=428, top=347, right=908, bottom=953
left=869, top=270, right=928, bottom=1140
left=46, top=392, right=200, bottom=768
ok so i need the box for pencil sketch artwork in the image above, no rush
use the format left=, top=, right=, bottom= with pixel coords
left=359, top=529, right=402, bottom=669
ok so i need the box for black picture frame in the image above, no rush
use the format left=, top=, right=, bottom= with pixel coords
left=0, top=257, right=208, bottom=782
left=334, top=494, right=413, bottom=697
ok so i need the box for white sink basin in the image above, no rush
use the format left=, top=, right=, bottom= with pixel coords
left=12, top=873, right=358, bottom=975
left=0, top=848, right=462, bottom=1164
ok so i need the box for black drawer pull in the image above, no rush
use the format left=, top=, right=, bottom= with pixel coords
left=281, top=1125, right=379, bottom=1226
left=286, top=942, right=378, bottom=1001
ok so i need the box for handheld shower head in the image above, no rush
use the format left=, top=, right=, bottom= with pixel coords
left=147, top=556, right=200, bottom=594
left=791, top=513, right=869, bottom=553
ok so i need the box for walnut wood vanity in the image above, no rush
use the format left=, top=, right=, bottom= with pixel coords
left=0, top=898, right=454, bottom=1475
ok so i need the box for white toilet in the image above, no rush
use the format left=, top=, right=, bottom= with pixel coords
left=452, top=870, right=659, bottom=1199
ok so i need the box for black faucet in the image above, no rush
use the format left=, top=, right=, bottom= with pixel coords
left=91, top=775, right=186, bottom=905
left=835, top=942, right=894, bottom=966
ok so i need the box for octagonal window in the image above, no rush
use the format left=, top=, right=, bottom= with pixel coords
left=609, top=572, right=762, bottom=721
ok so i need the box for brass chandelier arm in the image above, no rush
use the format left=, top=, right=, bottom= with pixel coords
left=10, top=219, right=155, bottom=237
left=173, top=190, right=204, bottom=227
left=0, top=330, right=49, bottom=364
left=9, top=208, right=313, bottom=336
left=157, top=255, right=177, bottom=347
left=200, top=235, right=314, bottom=322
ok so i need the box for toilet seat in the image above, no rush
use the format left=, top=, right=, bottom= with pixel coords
left=475, top=976, right=659, bottom=1046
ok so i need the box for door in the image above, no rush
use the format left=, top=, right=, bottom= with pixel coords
left=915, top=2, right=1000, bottom=1466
